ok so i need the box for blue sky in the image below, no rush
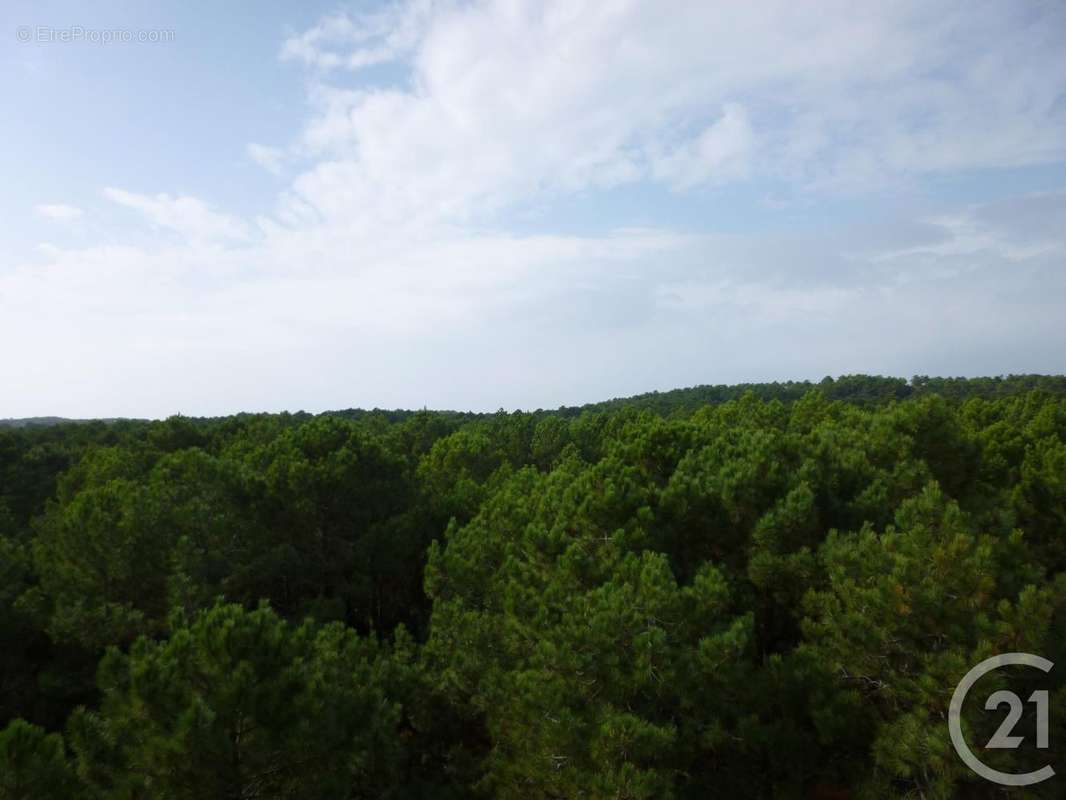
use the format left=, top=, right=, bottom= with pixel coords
left=2, top=1, right=1065, bottom=417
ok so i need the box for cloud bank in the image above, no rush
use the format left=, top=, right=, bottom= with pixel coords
left=3, top=1, right=1066, bottom=417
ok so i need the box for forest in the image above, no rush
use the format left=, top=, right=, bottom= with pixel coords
left=1, top=374, right=1065, bottom=799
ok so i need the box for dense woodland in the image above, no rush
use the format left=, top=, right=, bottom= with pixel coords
left=2, top=374, right=1065, bottom=798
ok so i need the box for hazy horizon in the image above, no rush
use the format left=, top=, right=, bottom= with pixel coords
left=3, top=372, right=1065, bottom=423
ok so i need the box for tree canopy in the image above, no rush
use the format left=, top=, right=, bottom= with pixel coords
left=1, top=374, right=1065, bottom=798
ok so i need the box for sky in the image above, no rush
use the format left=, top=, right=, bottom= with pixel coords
left=2, top=0, right=1065, bottom=418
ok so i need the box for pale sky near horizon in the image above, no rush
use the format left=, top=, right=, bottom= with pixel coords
left=2, top=1, right=1065, bottom=418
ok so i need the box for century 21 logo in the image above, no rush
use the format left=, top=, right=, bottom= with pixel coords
left=949, top=653, right=1055, bottom=787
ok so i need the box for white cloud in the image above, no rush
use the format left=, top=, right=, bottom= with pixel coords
left=247, top=143, right=286, bottom=175
left=34, top=203, right=83, bottom=221
left=103, top=187, right=252, bottom=243
left=651, top=104, right=754, bottom=190
left=5, top=191, right=1063, bottom=417
left=280, top=1, right=433, bottom=71
left=266, top=0, right=1066, bottom=229
left=867, top=200, right=1066, bottom=276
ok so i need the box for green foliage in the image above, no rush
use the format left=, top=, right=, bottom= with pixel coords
left=3, top=375, right=1066, bottom=798
left=0, top=719, right=80, bottom=800
left=70, top=602, right=405, bottom=799
left=425, top=455, right=754, bottom=797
